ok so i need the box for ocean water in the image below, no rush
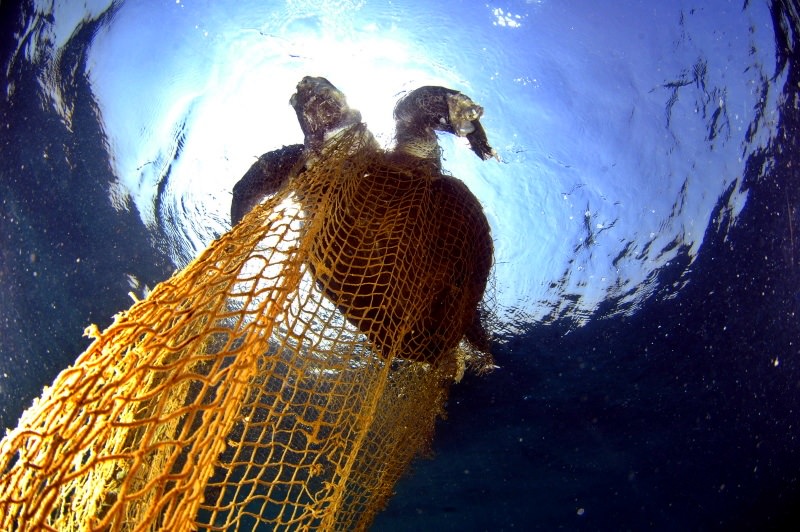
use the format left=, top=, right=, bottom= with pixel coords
left=0, top=0, right=798, bottom=530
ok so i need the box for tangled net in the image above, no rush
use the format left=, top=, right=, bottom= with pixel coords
left=0, top=117, right=493, bottom=530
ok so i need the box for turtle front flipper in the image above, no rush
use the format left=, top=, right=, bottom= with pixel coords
left=231, top=77, right=365, bottom=227
left=290, top=76, right=364, bottom=151
left=230, top=143, right=304, bottom=225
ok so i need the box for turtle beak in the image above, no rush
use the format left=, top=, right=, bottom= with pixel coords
left=445, top=92, right=497, bottom=161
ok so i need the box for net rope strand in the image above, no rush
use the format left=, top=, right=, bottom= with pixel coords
left=0, top=122, right=493, bottom=531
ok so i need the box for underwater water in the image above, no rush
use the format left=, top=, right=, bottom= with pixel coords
left=0, top=0, right=798, bottom=529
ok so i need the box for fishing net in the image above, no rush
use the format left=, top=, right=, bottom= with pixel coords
left=0, top=123, right=493, bottom=531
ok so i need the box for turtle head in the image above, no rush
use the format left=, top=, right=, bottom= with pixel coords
left=393, top=86, right=496, bottom=161
left=290, top=76, right=362, bottom=148
left=446, top=92, right=496, bottom=161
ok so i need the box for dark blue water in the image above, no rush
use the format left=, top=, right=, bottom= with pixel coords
left=1, top=0, right=798, bottom=530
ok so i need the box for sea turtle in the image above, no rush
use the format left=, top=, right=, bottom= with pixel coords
left=231, top=76, right=495, bottom=364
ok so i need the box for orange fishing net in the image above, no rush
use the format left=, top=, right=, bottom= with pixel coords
left=0, top=122, right=493, bottom=530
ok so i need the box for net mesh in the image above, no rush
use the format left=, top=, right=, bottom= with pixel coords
left=0, top=123, right=493, bottom=531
